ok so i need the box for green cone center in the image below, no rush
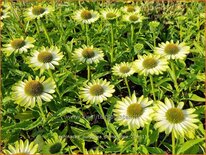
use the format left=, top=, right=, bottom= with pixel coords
left=49, top=142, right=62, bottom=154
left=32, top=6, right=46, bottom=15
left=127, top=103, right=143, bottom=118
left=90, top=84, right=104, bottom=96
left=142, top=58, right=158, bottom=69
left=127, top=6, right=135, bottom=12
left=24, top=80, right=44, bottom=96
left=120, top=66, right=130, bottom=73
left=11, top=39, right=26, bottom=49
left=38, top=51, right=53, bottom=63
left=166, top=108, right=185, bottom=123
left=164, top=43, right=179, bottom=55
left=129, top=15, right=139, bottom=21
left=82, top=48, right=95, bottom=58
left=81, top=10, right=92, bottom=20
left=106, top=12, right=117, bottom=19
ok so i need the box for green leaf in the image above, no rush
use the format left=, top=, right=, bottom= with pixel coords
left=188, top=93, right=205, bottom=102
left=3, top=120, right=32, bottom=132
left=70, top=137, right=85, bottom=153
left=147, top=147, right=165, bottom=154
left=177, top=138, right=204, bottom=154
left=108, top=123, right=120, bottom=139
left=24, top=117, right=42, bottom=130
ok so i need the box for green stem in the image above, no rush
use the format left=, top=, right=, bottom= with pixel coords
left=48, top=69, right=61, bottom=100
left=131, top=24, right=134, bottom=47
left=40, top=20, right=52, bottom=45
left=133, top=128, right=138, bottom=153
left=172, top=131, right=175, bottom=154
left=97, top=102, right=108, bottom=127
left=85, top=24, right=89, bottom=45
left=110, top=23, right=114, bottom=63
left=169, top=61, right=180, bottom=93
left=153, top=32, right=156, bottom=47
left=124, top=77, right=131, bottom=97
left=87, top=65, right=91, bottom=81
left=149, top=75, right=156, bottom=101
left=38, top=105, right=46, bottom=124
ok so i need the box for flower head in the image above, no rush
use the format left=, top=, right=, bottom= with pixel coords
left=101, top=8, right=121, bottom=21
left=79, top=79, right=115, bottom=104
left=133, top=54, right=169, bottom=76
left=114, top=93, right=153, bottom=129
left=122, top=5, right=141, bottom=13
left=3, top=139, right=38, bottom=155
left=42, top=133, right=67, bottom=154
left=154, top=40, right=190, bottom=60
left=28, top=46, right=63, bottom=74
left=25, top=5, right=54, bottom=20
left=12, top=76, right=56, bottom=108
left=122, top=12, right=144, bottom=24
left=112, top=62, right=135, bottom=78
left=3, top=37, right=35, bottom=56
left=72, top=9, right=100, bottom=24
left=153, top=98, right=199, bottom=138
left=72, top=45, right=104, bottom=64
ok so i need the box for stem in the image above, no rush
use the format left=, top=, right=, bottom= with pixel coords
left=131, top=24, right=134, bottom=48
left=48, top=69, right=61, bottom=100
left=124, top=77, right=131, bottom=97
left=38, top=105, right=46, bottom=124
left=40, top=20, right=52, bottom=45
left=169, top=61, right=180, bottom=93
left=133, top=128, right=138, bottom=153
left=149, top=75, right=156, bottom=101
left=110, top=23, right=114, bottom=63
left=85, top=24, right=89, bottom=45
left=153, top=32, right=156, bottom=47
left=172, top=131, right=175, bottom=154
left=87, top=65, right=91, bottom=81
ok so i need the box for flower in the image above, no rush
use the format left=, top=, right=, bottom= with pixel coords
left=72, top=9, right=100, bottom=24
left=12, top=76, right=56, bottom=108
left=112, top=62, right=135, bottom=78
left=28, top=46, right=63, bottom=74
left=42, top=133, right=67, bottom=154
left=122, top=5, right=141, bottom=13
left=79, top=79, right=115, bottom=104
left=154, top=40, right=190, bottom=60
left=85, top=149, right=103, bottom=154
left=153, top=98, right=199, bottom=138
left=113, top=93, right=153, bottom=129
left=72, top=45, right=104, bottom=64
left=1, top=11, right=10, bottom=20
left=3, top=139, right=38, bottom=154
left=3, top=37, right=35, bottom=56
left=101, top=8, right=121, bottom=21
left=24, top=5, right=54, bottom=20
left=133, top=54, right=169, bottom=76
left=122, top=12, right=144, bottom=24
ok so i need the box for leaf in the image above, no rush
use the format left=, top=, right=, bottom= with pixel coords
left=188, top=93, right=205, bottom=102
left=24, top=117, right=42, bottom=130
left=108, top=123, right=120, bottom=140
left=147, top=147, right=165, bottom=154
left=70, top=137, right=85, bottom=153
left=3, top=120, right=32, bottom=132
left=47, top=106, right=79, bottom=123
left=177, top=138, right=204, bottom=154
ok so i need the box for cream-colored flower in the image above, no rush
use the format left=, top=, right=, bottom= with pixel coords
left=153, top=98, right=199, bottom=138
left=112, top=62, right=135, bottom=78
left=101, top=8, right=121, bottom=21
left=122, top=12, right=144, bottom=23
left=28, top=46, right=63, bottom=74
left=12, top=76, right=56, bottom=108
left=133, top=54, right=169, bottom=76
left=122, top=5, right=141, bottom=13
left=79, top=79, right=115, bottom=104
left=154, top=40, right=190, bottom=60
left=72, top=9, right=100, bottom=24
left=114, top=93, right=153, bottom=129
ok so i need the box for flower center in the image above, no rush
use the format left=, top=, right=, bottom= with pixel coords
left=32, top=6, right=46, bottom=15
left=82, top=48, right=95, bottom=58
left=49, top=142, right=62, bottom=154
left=127, top=103, right=143, bottom=118
left=38, top=51, right=53, bottom=63
left=127, top=6, right=135, bottom=12
left=164, top=43, right=179, bottom=55
left=166, top=108, right=185, bottom=123
left=11, top=39, right=26, bottom=49
left=81, top=10, right=92, bottom=20
left=106, top=12, right=117, bottom=19
left=129, top=15, right=139, bottom=21
left=142, top=58, right=158, bottom=69
left=89, top=84, right=104, bottom=96
left=120, top=66, right=130, bottom=73
left=24, top=80, right=44, bottom=96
